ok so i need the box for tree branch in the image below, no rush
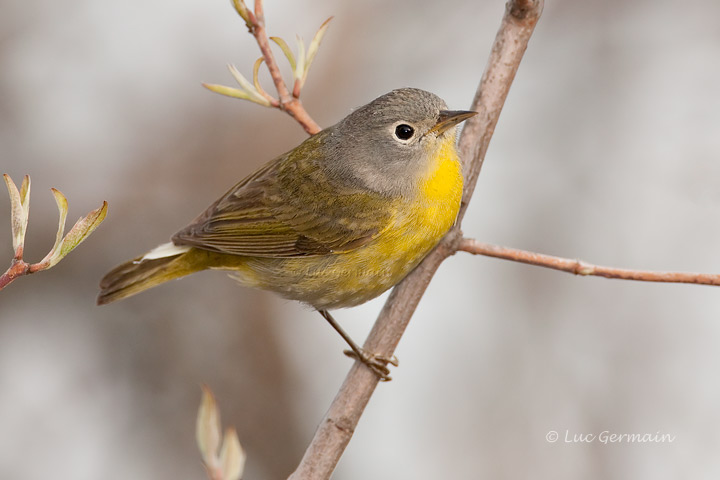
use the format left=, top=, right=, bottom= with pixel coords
left=287, top=1, right=545, bottom=478
left=0, top=259, right=30, bottom=290
left=458, top=238, right=720, bottom=286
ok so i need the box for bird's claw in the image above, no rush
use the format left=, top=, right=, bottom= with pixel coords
left=343, top=349, right=399, bottom=381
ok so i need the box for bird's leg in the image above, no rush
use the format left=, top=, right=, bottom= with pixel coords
left=318, top=309, right=399, bottom=381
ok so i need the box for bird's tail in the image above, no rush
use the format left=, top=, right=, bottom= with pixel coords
left=97, top=243, right=198, bottom=305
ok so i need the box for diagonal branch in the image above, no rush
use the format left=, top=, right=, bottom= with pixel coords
left=458, top=238, right=720, bottom=286
left=287, top=1, right=545, bottom=478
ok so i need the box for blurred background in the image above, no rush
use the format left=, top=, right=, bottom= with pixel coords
left=2, top=0, right=720, bottom=478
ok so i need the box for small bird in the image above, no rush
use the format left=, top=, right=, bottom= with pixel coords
left=98, top=88, right=475, bottom=379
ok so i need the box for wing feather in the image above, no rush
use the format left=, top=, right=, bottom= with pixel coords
left=172, top=133, right=391, bottom=257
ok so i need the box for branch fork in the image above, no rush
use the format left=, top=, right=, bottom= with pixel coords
left=203, top=0, right=327, bottom=134
left=0, top=174, right=107, bottom=291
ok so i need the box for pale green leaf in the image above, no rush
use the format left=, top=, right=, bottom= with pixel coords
left=196, top=385, right=221, bottom=467
left=19, top=175, right=30, bottom=210
left=203, top=83, right=255, bottom=101
left=44, top=200, right=107, bottom=268
left=270, top=36, right=297, bottom=73
left=228, top=65, right=273, bottom=106
left=252, top=57, right=264, bottom=92
left=49, top=188, right=68, bottom=256
left=252, top=57, right=270, bottom=100
left=231, top=0, right=253, bottom=29
left=219, top=428, right=245, bottom=480
left=202, top=83, right=271, bottom=107
left=19, top=176, right=31, bottom=247
left=303, top=17, right=332, bottom=86
left=3, top=174, right=29, bottom=256
left=294, top=35, right=306, bottom=84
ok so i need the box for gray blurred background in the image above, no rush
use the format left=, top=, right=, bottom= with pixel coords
left=2, top=0, right=720, bottom=478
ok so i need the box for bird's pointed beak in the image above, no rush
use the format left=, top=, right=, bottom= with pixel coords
left=427, top=110, right=478, bottom=135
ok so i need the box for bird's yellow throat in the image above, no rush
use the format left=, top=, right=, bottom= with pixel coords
left=417, top=134, right=463, bottom=228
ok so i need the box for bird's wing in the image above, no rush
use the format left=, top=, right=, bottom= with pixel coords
left=171, top=142, right=393, bottom=258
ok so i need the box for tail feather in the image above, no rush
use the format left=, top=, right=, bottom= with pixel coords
left=97, top=251, right=201, bottom=305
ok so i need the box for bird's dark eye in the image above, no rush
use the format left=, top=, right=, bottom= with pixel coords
left=394, top=124, right=415, bottom=140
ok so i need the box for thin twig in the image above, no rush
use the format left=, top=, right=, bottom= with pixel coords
left=0, top=260, right=30, bottom=290
left=249, top=1, right=291, bottom=102
left=287, top=1, right=544, bottom=478
left=245, top=0, right=321, bottom=134
left=458, top=238, right=720, bottom=286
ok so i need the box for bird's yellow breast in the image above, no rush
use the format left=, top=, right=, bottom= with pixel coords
left=326, top=135, right=462, bottom=306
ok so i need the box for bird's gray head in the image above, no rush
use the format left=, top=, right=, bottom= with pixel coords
left=320, top=88, right=475, bottom=197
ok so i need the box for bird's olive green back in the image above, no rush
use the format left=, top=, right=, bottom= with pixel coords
left=171, top=129, right=393, bottom=257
